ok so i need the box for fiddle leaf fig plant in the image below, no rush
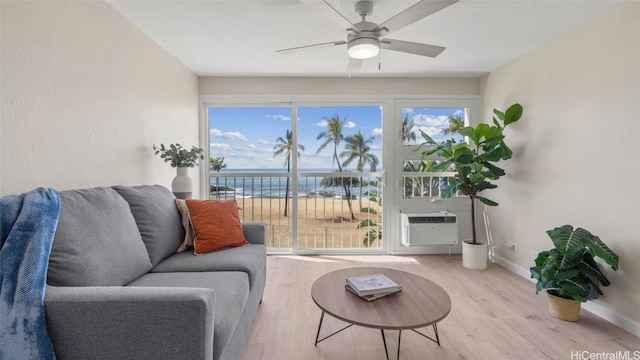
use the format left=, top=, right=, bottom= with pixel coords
left=530, top=225, right=619, bottom=302
left=413, top=103, right=523, bottom=244
left=153, top=143, right=204, bottom=168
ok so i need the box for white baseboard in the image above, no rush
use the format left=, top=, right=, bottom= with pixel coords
left=493, top=255, right=640, bottom=337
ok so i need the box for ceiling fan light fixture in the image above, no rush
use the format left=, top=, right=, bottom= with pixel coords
left=347, top=37, right=379, bottom=59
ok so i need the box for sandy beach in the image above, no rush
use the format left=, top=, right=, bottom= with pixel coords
left=230, top=197, right=381, bottom=249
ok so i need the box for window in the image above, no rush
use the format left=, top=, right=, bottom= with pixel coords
left=201, top=96, right=479, bottom=255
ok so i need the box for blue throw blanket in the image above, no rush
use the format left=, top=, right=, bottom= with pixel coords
left=0, top=188, right=60, bottom=360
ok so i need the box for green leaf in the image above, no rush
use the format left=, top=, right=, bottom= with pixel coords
left=551, top=268, right=581, bottom=282
left=493, top=108, right=505, bottom=122
left=477, top=196, right=498, bottom=206
left=360, top=208, right=378, bottom=215
left=469, top=173, right=485, bottom=183
left=430, top=159, right=454, bottom=172
left=474, top=181, right=497, bottom=193
left=441, top=180, right=463, bottom=198
left=504, top=103, right=523, bottom=125
left=547, top=225, right=592, bottom=255
left=458, top=126, right=475, bottom=139
left=585, top=235, right=619, bottom=270
left=556, top=251, right=582, bottom=270
left=534, top=251, right=550, bottom=267
left=357, top=219, right=376, bottom=228
left=558, top=277, right=590, bottom=302
left=453, top=145, right=474, bottom=159
left=481, top=162, right=505, bottom=179
left=578, top=253, right=611, bottom=286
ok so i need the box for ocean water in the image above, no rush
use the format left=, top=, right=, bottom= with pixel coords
left=209, top=169, right=380, bottom=199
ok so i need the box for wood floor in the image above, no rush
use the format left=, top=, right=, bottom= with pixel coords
left=240, top=254, right=640, bottom=360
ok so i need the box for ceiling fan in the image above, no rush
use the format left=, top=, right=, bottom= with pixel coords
left=276, top=0, right=459, bottom=72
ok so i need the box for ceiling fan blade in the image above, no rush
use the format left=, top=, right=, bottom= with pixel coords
left=300, top=0, right=354, bottom=31
left=374, top=0, right=458, bottom=36
left=276, top=40, right=346, bottom=54
left=346, top=57, right=363, bottom=72
left=380, top=39, right=446, bottom=58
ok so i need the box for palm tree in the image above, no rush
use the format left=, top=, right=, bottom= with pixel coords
left=316, top=115, right=355, bottom=220
left=273, top=129, right=304, bottom=217
left=442, top=114, right=464, bottom=136
left=402, top=114, right=416, bottom=143
left=340, top=131, right=379, bottom=210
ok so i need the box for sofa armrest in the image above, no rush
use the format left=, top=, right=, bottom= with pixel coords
left=45, top=285, right=214, bottom=360
left=242, top=222, right=267, bottom=246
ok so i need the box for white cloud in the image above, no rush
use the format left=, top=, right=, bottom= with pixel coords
left=344, top=121, right=356, bottom=129
left=257, top=139, right=269, bottom=145
left=314, top=120, right=328, bottom=127
left=371, top=128, right=383, bottom=137
left=416, top=126, right=442, bottom=137
left=210, top=143, right=231, bottom=151
left=240, top=144, right=257, bottom=151
left=412, top=114, right=449, bottom=128
left=266, top=114, right=291, bottom=121
left=210, top=128, right=248, bottom=141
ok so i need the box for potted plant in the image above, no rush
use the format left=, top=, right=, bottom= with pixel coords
left=153, top=143, right=204, bottom=199
left=414, top=103, right=523, bottom=270
left=530, top=225, right=619, bottom=321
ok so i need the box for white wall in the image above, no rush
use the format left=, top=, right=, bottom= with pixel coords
left=481, top=0, right=640, bottom=332
left=1, top=1, right=200, bottom=196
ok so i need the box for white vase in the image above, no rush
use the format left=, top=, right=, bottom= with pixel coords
left=462, top=240, right=488, bottom=270
left=172, top=167, right=193, bottom=199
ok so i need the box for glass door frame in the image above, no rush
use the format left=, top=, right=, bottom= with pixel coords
left=200, top=95, right=393, bottom=255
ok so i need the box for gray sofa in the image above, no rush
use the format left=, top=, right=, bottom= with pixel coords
left=43, top=185, right=266, bottom=360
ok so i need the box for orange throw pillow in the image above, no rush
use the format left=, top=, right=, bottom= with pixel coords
left=185, top=199, right=249, bottom=255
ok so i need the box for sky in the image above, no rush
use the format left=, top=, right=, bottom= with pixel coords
left=208, top=105, right=464, bottom=170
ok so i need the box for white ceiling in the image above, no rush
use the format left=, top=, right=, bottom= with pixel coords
left=108, top=0, right=620, bottom=78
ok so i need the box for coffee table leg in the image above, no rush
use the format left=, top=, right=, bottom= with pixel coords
left=314, top=311, right=326, bottom=345
left=380, top=329, right=403, bottom=360
left=411, top=323, right=441, bottom=346
left=380, top=330, right=389, bottom=360
left=314, top=311, right=354, bottom=346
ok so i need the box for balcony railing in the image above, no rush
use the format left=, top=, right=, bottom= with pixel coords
left=401, top=171, right=458, bottom=198
left=209, top=171, right=383, bottom=250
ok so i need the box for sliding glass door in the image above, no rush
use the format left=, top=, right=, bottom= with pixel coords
left=207, top=103, right=384, bottom=253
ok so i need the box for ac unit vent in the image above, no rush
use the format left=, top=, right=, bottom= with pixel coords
left=401, top=212, right=458, bottom=247
left=407, top=216, right=457, bottom=224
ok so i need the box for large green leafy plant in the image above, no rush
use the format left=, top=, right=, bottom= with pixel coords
left=414, top=103, right=523, bottom=244
left=530, top=225, right=619, bottom=302
left=153, top=143, right=204, bottom=168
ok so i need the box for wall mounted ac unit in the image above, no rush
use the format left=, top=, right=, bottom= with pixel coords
left=401, top=211, right=458, bottom=247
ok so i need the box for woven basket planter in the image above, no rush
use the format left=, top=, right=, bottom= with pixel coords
left=546, top=290, right=581, bottom=321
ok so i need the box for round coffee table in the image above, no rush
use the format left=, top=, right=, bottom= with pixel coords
left=311, top=267, right=451, bottom=360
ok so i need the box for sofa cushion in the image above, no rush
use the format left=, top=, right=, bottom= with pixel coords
left=185, top=199, right=249, bottom=255
left=113, top=185, right=184, bottom=266
left=127, top=271, right=249, bottom=360
left=175, top=199, right=195, bottom=253
left=47, top=187, right=152, bottom=286
left=151, top=244, right=266, bottom=290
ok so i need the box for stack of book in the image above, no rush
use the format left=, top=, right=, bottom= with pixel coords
left=345, top=273, right=402, bottom=301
